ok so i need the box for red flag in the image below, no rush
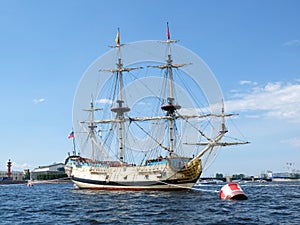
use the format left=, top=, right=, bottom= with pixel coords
left=166, top=22, right=170, bottom=40
left=68, top=131, right=74, bottom=139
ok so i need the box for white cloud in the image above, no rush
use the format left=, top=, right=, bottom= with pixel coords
left=33, top=98, right=45, bottom=104
left=12, top=162, right=33, bottom=170
left=281, top=137, right=300, bottom=148
left=239, top=80, right=252, bottom=85
left=244, top=114, right=261, bottom=119
left=264, top=82, right=281, bottom=92
left=226, top=81, right=300, bottom=123
left=239, top=80, right=257, bottom=85
left=96, top=98, right=113, bottom=104
left=283, top=39, right=300, bottom=47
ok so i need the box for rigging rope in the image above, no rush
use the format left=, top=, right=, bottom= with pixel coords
left=175, top=111, right=213, bottom=142
left=129, top=119, right=170, bottom=152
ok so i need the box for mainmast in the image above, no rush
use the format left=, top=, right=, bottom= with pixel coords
left=112, top=29, right=128, bottom=163
left=103, top=29, right=141, bottom=163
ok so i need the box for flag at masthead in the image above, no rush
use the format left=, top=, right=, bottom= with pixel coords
left=166, top=22, right=170, bottom=40
left=115, top=28, right=120, bottom=45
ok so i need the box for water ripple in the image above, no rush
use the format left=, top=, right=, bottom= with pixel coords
left=1, top=182, right=300, bottom=224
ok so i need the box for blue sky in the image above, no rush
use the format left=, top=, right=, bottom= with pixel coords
left=1, top=0, right=299, bottom=176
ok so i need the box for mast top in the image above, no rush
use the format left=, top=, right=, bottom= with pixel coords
left=159, top=22, right=178, bottom=44
left=109, top=28, right=125, bottom=48
left=83, top=101, right=102, bottom=112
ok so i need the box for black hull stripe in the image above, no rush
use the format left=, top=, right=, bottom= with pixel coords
left=71, top=176, right=199, bottom=187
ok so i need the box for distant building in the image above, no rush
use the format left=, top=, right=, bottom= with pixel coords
left=0, top=160, right=27, bottom=183
left=0, top=170, right=24, bottom=181
left=272, top=171, right=300, bottom=179
left=30, top=163, right=66, bottom=180
left=260, top=170, right=273, bottom=180
left=261, top=169, right=300, bottom=181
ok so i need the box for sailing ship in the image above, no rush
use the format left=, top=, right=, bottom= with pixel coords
left=65, top=25, right=249, bottom=190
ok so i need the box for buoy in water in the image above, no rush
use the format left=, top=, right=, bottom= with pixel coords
left=27, top=181, right=33, bottom=187
left=219, top=183, right=248, bottom=200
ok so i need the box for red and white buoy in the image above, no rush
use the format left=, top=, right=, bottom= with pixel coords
left=219, top=183, right=248, bottom=200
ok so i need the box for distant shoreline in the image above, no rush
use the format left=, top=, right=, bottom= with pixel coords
left=0, top=180, right=26, bottom=185
left=27, top=178, right=71, bottom=185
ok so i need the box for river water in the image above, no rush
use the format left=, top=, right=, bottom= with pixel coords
left=0, top=182, right=299, bottom=224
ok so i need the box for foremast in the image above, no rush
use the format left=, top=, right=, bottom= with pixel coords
left=150, top=23, right=188, bottom=156
left=163, top=25, right=179, bottom=156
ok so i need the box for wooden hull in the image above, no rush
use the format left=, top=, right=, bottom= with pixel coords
left=71, top=177, right=197, bottom=190
left=68, top=157, right=201, bottom=191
